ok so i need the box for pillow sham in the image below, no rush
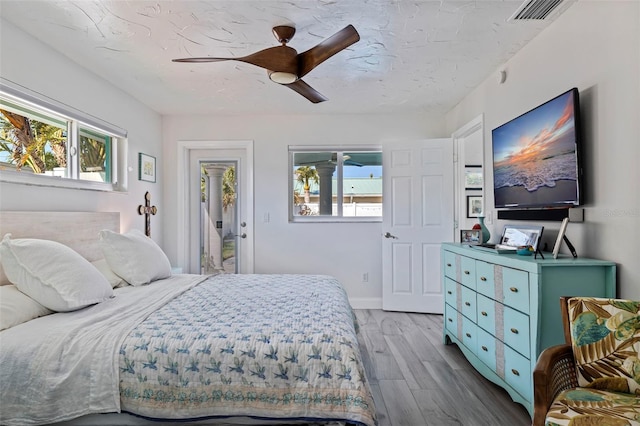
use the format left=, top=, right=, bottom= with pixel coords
left=0, top=234, right=113, bottom=312
left=91, top=259, right=127, bottom=288
left=0, top=285, right=53, bottom=330
left=98, top=229, right=171, bottom=286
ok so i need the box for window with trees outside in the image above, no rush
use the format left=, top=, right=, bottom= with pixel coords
left=0, top=82, right=126, bottom=191
left=290, top=146, right=382, bottom=222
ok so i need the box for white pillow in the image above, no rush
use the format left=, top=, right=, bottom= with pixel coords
left=91, top=259, right=127, bottom=288
left=99, top=229, right=171, bottom=286
left=0, top=285, right=53, bottom=330
left=0, top=234, right=113, bottom=312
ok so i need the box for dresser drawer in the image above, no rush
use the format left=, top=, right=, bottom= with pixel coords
left=460, top=256, right=476, bottom=290
left=444, top=303, right=458, bottom=337
left=503, top=306, right=530, bottom=358
left=476, top=328, right=497, bottom=371
left=461, top=316, right=477, bottom=353
left=475, top=261, right=495, bottom=298
left=502, top=268, right=529, bottom=314
left=504, top=346, right=532, bottom=402
left=443, top=251, right=458, bottom=280
left=476, top=293, right=496, bottom=335
left=444, top=277, right=457, bottom=307
left=460, top=285, right=477, bottom=321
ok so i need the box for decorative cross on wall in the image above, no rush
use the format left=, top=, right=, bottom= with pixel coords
left=137, top=191, right=157, bottom=237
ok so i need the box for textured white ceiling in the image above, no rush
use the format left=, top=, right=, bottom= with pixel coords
left=0, top=0, right=571, bottom=115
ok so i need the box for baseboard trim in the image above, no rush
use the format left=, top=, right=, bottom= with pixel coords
left=349, top=297, right=382, bottom=309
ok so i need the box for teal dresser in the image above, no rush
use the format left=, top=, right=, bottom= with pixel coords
left=441, top=243, right=616, bottom=417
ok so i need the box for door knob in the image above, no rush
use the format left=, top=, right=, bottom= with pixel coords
left=240, top=222, right=247, bottom=227
left=235, top=233, right=247, bottom=239
left=384, top=232, right=398, bottom=239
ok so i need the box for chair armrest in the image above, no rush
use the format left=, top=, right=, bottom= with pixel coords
left=532, top=344, right=578, bottom=426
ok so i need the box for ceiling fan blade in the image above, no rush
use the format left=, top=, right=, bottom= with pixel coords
left=297, top=25, right=360, bottom=78
left=172, top=57, right=232, bottom=63
left=173, top=46, right=297, bottom=74
left=285, top=80, right=327, bottom=103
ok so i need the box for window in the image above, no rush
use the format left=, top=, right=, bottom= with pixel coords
left=0, top=79, right=126, bottom=191
left=289, top=146, right=382, bottom=222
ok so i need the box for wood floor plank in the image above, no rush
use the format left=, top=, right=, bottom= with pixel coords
left=384, top=334, right=438, bottom=390
left=355, top=309, right=378, bottom=331
left=411, top=389, right=463, bottom=426
left=361, top=327, right=404, bottom=380
left=378, top=379, right=426, bottom=426
left=369, top=382, right=392, bottom=426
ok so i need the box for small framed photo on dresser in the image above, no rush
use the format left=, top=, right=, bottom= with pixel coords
left=460, top=229, right=481, bottom=245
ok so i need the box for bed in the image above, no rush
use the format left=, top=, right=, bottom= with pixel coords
left=0, top=212, right=377, bottom=426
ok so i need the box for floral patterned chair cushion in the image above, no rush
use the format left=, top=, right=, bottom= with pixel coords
left=567, top=297, right=640, bottom=394
left=545, top=388, right=640, bottom=426
left=543, top=297, right=640, bottom=426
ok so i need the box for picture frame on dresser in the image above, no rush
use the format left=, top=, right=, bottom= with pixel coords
left=460, top=229, right=481, bottom=244
left=552, top=217, right=570, bottom=259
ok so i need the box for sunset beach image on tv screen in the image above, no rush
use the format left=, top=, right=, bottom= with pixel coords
left=492, top=89, right=580, bottom=208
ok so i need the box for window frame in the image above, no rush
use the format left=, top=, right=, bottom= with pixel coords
left=288, top=145, right=383, bottom=223
left=0, top=79, right=127, bottom=192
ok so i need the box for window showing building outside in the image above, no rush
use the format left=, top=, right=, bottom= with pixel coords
left=290, top=148, right=382, bottom=221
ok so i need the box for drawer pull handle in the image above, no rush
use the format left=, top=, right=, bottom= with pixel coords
left=464, top=270, right=470, bottom=275
left=446, top=263, right=452, bottom=267
left=465, top=333, right=471, bottom=338
left=481, top=311, right=488, bottom=316
left=481, top=345, right=488, bottom=352
left=510, top=287, right=518, bottom=293
left=447, top=290, right=452, bottom=295
left=511, top=328, right=519, bottom=334
left=465, top=302, right=471, bottom=306
left=448, top=318, right=453, bottom=323
left=480, top=276, right=487, bottom=281
left=511, top=369, right=520, bottom=376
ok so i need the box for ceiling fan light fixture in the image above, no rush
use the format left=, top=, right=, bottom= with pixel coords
left=268, top=71, right=298, bottom=84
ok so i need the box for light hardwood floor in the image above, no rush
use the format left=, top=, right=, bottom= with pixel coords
left=354, top=309, right=532, bottom=426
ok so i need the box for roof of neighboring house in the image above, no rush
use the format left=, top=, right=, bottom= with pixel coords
left=294, top=177, right=382, bottom=196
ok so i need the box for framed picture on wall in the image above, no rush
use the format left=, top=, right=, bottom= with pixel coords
left=138, top=153, right=156, bottom=183
left=467, top=195, right=483, bottom=218
left=464, top=165, right=483, bottom=190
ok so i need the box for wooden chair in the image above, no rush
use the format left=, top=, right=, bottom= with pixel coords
left=532, top=296, right=640, bottom=426
left=532, top=296, right=577, bottom=426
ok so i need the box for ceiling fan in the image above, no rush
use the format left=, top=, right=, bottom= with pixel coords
left=172, top=24, right=360, bottom=104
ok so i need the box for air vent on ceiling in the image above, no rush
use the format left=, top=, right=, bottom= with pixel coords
left=509, top=0, right=565, bottom=20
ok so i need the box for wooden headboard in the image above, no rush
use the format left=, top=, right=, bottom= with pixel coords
left=0, top=211, right=120, bottom=284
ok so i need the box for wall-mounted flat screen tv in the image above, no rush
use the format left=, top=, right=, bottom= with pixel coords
left=492, top=88, right=583, bottom=209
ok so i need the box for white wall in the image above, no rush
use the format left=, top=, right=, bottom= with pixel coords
left=162, top=113, right=446, bottom=306
left=446, top=1, right=640, bottom=299
left=0, top=20, right=164, bottom=242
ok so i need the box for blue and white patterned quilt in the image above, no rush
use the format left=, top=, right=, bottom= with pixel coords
left=118, top=274, right=377, bottom=426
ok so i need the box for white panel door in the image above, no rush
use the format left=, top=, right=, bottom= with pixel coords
left=382, top=139, right=454, bottom=313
